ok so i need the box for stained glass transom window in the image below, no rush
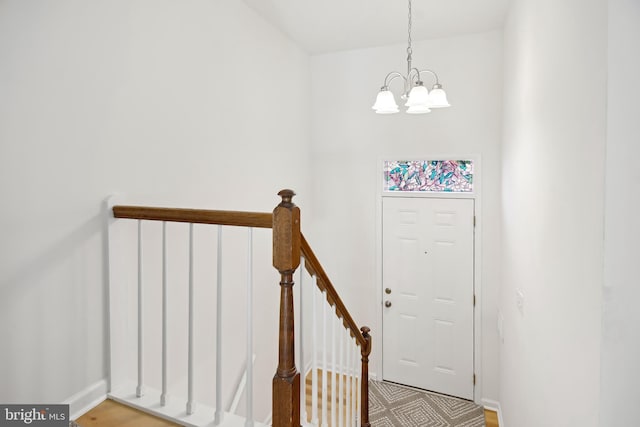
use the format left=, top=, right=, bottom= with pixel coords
left=384, top=160, right=474, bottom=192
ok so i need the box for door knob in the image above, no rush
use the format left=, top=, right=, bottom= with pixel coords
left=385, top=288, right=392, bottom=294
left=385, top=301, right=392, bottom=308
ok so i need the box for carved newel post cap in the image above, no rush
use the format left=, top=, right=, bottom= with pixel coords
left=360, top=326, right=372, bottom=357
left=277, top=189, right=296, bottom=206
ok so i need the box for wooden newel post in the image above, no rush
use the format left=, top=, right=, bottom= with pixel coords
left=272, top=189, right=301, bottom=427
left=360, top=326, right=372, bottom=427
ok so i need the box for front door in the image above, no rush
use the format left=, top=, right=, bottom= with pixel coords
left=382, top=197, right=475, bottom=399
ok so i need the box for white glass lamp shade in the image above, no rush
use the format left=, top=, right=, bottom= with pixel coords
left=428, top=87, right=451, bottom=108
left=407, top=105, right=431, bottom=114
left=405, top=84, right=430, bottom=107
left=372, top=89, right=399, bottom=114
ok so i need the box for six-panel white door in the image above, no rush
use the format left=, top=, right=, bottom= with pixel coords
left=382, top=197, right=475, bottom=400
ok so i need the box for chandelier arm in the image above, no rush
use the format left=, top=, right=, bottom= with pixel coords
left=408, top=68, right=422, bottom=85
left=382, top=72, right=407, bottom=89
left=417, top=69, right=441, bottom=85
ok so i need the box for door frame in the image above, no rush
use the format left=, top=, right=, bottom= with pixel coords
left=375, top=155, right=483, bottom=403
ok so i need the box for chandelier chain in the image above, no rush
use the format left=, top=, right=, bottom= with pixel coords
left=406, top=0, right=413, bottom=58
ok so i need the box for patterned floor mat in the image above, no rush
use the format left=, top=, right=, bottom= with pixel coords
left=369, top=380, right=485, bottom=427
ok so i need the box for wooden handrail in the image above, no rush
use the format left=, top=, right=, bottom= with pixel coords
left=300, top=234, right=367, bottom=349
left=113, top=205, right=273, bottom=228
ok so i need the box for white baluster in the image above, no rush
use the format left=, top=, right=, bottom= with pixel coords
left=345, top=330, right=351, bottom=427
left=311, top=276, right=319, bottom=426
left=351, top=343, right=357, bottom=427
left=186, top=223, right=195, bottom=415
left=136, top=220, right=144, bottom=398
left=331, top=308, right=337, bottom=427
left=321, top=290, right=328, bottom=427
left=161, top=222, right=168, bottom=406
left=339, top=323, right=344, bottom=427
left=214, top=225, right=223, bottom=425
left=356, top=348, right=361, bottom=427
left=299, top=257, right=307, bottom=425
left=245, top=228, right=254, bottom=427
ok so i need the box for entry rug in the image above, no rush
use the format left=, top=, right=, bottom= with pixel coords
left=369, top=380, right=485, bottom=427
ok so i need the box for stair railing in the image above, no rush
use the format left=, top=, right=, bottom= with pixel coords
left=272, top=190, right=371, bottom=427
left=108, top=190, right=370, bottom=427
left=109, top=203, right=273, bottom=426
left=297, top=240, right=372, bottom=427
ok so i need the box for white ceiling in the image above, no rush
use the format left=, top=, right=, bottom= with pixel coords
left=242, top=0, right=510, bottom=54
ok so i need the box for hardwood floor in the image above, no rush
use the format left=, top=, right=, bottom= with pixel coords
left=76, top=400, right=180, bottom=427
left=485, top=408, right=499, bottom=427
left=76, top=397, right=500, bottom=426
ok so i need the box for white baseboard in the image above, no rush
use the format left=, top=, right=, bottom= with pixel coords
left=63, top=378, right=108, bottom=420
left=481, top=398, right=499, bottom=411
left=481, top=398, right=504, bottom=427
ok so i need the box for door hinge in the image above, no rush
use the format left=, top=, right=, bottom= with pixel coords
left=473, top=374, right=476, bottom=385
left=473, top=215, right=476, bottom=228
left=473, top=294, right=476, bottom=307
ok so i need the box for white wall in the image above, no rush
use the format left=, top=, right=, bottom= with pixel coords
left=500, top=0, right=607, bottom=425
left=0, top=0, right=311, bottom=414
left=600, top=0, right=640, bottom=425
left=309, top=30, right=503, bottom=403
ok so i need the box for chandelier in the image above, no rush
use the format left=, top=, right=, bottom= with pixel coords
left=372, top=0, right=451, bottom=114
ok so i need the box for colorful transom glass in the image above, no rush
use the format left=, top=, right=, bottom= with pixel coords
left=384, top=160, right=474, bottom=192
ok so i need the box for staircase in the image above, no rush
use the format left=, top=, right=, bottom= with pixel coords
left=304, top=369, right=358, bottom=427
left=106, top=190, right=371, bottom=427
